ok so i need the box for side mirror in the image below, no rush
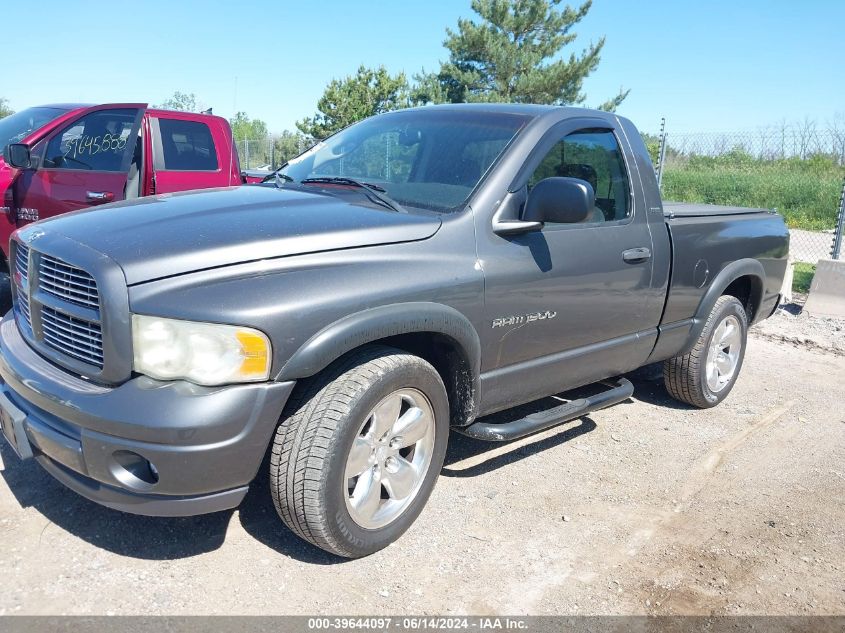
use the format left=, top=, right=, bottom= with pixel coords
left=523, top=177, right=595, bottom=224
left=4, top=144, right=33, bottom=170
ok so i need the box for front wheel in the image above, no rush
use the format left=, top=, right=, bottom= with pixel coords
left=269, top=345, right=449, bottom=558
left=0, top=272, right=12, bottom=316
left=664, top=295, right=748, bottom=408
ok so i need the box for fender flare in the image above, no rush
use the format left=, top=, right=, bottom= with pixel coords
left=684, top=258, right=765, bottom=353
left=276, top=301, right=482, bottom=413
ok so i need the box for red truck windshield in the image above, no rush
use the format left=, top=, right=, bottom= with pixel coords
left=0, top=107, right=68, bottom=148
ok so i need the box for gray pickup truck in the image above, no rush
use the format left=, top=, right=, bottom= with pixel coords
left=0, top=104, right=788, bottom=558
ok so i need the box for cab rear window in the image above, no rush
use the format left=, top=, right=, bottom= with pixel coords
left=157, top=119, right=218, bottom=171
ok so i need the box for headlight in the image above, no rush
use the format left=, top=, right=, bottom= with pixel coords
left=132, top=315, right=271, bottom=385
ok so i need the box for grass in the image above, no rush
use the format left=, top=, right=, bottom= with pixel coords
left=663, top=168, right=841, bottom=230
left=792, top=262, right=816, bottom=294
left=661, top=153, right=844, bottom=231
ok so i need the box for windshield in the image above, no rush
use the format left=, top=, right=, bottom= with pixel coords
left=278, top=109, right=532, bottom=212
left=0, top=107, right=68, bottom=149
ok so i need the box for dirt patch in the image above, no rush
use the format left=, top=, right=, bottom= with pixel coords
left=753, top=303, right=845, bottom=356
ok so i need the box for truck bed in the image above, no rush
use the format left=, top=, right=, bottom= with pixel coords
left=663, top=201, right=773, bottom=218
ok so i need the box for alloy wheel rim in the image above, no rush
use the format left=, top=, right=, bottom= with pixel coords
left=344, top=388, right=436, bottom=529
left=705, top=314, right=742, bottom=393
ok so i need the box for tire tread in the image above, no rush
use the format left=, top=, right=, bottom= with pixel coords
left=664, top=295, right=747, bottom=409
left=269, top=345, right=439, bottom=557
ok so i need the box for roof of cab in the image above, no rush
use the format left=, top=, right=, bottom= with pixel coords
left=382, top=102, right=621, bottom=124
left=38, top=103, right=92, bottom=110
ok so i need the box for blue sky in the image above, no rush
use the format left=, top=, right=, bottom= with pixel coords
left=4, top=0, right=842, bottom=134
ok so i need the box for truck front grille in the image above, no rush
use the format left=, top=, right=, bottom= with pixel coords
left=39, top=254, right=100, bottom=309
left=13, top=243, right=32, bottom=329
left=41, top=306, right=104, bottom=368
left=12, top=242, right=106, bottom=372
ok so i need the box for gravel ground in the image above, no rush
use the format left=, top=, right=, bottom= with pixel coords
left=753, top=302, right=845, bottom=357
left=1, top=306, right=843, bottom=616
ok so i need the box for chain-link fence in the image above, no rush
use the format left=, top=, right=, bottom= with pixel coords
left=235, top=136, right=317, bottom=172
left=654, top=125, right=845, bottom=265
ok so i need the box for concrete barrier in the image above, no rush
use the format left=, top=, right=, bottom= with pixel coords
left=781, top=257, right=794, bottom=304
left=804, top=259, right=845, bottom=318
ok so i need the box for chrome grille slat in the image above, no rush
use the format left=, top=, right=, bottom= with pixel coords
left=41, top=306, right=104, bottom=368
left=14, top=243, right=33, bottom=330
left=39, top=269, right=97, bottom=291
left=38, top=254, right=100, bottom=309
left=18, top=296, right=32, bottom=326
left=42, top=338, right=104, bottom=365
left=15, top=243, right=29, bottom=277
left=42, top=332, right=104, bottom=360
left=39, top=315, right=104, bottom=344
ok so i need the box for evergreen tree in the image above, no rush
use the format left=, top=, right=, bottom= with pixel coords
left=424, top=0, right=628, bottom=110
left=297, top=66, right=411, bottom=139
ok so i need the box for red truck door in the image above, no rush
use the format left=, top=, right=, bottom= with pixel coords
left=148, top=112, right=240, bottom=194
left=11, top=105, right=146, bottom=226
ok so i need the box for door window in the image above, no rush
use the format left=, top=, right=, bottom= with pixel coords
left=43, top=109, right=139, bottom=172
left=156, top=119, right=218, bottom=171
left=528, top=129, right=631, bottom=223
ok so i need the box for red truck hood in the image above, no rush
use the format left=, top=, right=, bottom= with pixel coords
left=22, top=184, right=442, bottom=285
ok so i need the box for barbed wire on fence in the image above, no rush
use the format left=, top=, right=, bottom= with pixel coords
left=664, top=128, right=845, bottom=164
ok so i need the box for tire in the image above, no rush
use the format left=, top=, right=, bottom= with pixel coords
left=664, top=295, right=748, bottom=408
left=269, top=344, right=449, bottom=558
left=0, top=272, right=12, bottom=317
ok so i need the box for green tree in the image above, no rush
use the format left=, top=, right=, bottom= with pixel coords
left=422, top=0, right=628, bottom=110
left=229, top=111, right=268, bottom=142
left=297, top=66, right=412, bottom=139
left=156, top=91, right=201, bottom=112
left=273, top=130, right=312, bottom=166
left=0, top=97, right=14, bottom=119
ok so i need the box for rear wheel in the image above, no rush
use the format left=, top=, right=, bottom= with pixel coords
left=664, top=295, right=748, bottom=408
left=269, top=345, right=449, bottom=558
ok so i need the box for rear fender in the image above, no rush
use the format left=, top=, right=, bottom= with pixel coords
left=683, top=258, right=765, bottom=354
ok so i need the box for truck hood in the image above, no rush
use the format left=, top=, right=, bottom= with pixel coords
left=31, top=185, right=442, bottom=285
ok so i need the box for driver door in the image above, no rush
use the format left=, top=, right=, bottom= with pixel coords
left=12, top=105, right=145, bottom=227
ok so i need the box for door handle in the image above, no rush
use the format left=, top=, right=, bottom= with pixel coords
left=622, top=247, right=651, bottom=263
left=86, top=191, right=114, bottom=204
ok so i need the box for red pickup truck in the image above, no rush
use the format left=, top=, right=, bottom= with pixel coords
left=0, top=103, right=243, bottom=306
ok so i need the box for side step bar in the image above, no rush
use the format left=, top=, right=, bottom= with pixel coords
left=459, top=378, right=634, bottom=442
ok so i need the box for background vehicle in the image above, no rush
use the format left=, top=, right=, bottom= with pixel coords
left=241, top=168, right=273, bottom=183
left=0, top=103, right=243, bottom=309
left=0, top=105, right=788, bottom=558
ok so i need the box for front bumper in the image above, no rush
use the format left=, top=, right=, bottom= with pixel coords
left=0, top=315, right=295, bottom=516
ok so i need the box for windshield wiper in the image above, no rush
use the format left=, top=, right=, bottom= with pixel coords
left=273, top=172, right=294, bottom=187
left=300, top=177, right=405, bottom=213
